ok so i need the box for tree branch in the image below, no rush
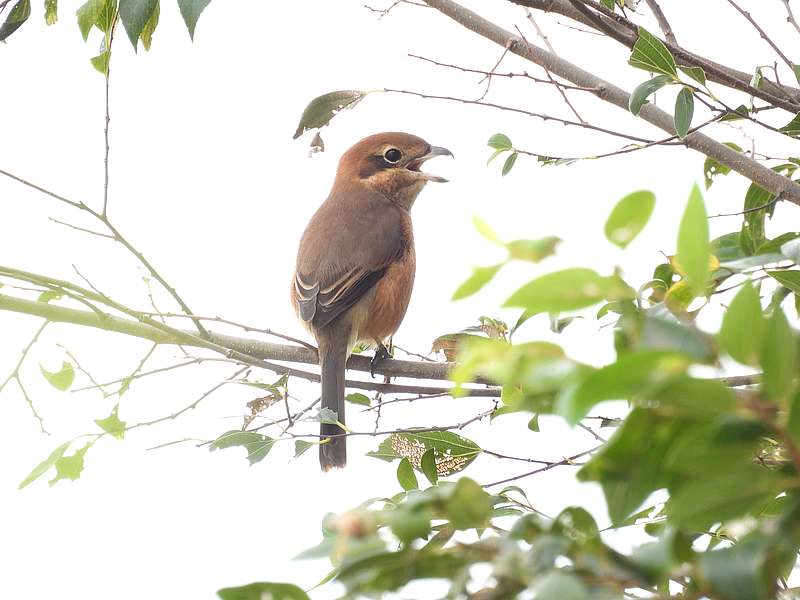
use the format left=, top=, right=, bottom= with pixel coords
left=643, top=0, right=676, bottom=44
left=423, top=0, right=800, bottom=205
left=0, top=293, right=500, bottom=398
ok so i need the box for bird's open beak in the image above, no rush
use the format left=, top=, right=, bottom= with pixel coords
left=407, top=145, right=453, bottom=183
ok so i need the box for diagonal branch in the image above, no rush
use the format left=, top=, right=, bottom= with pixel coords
left=422, top=0, right=800, bottom=205
left=643, top=0, right=676, bottom=44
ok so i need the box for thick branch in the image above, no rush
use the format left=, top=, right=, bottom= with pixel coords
left=423, top=0, right=800, bottom=205
left=0, top=293, right=500, bottom=397
left=512, top=0, right=800, bottom=110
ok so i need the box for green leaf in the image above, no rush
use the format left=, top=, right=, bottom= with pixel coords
left=217, top=582, right=310, bottom=600
left=49, top=443, right=90, bottom=486
left=679, top=65, right=706, bottom=85
left=720, top=280, right=765, bottom=366
left=293, top=440, right=313, bottom=459
left=445, top=478, right=490, bottom=529
left=396, top=457, right=418, bottom=491
left=703, top=142, right=742, bottom=188
left=90, top=50, right=110, bottom=75
left=501, top=152, right=518, bottom=176
left=629, top=74, right=671, bottom=115
left=420, top=448, right=438, bottom=485
left=505, top=268, right=634, bottom=312
left=676, top=184, right=709, bottom=292
left=506, top=236, right=560, bottom=262
left=560, top=351, right=689, bottom=424
left=177, top=0, right=211, bottom=39
left=487, top=133, right=512, bottom=150
left=293, top=90, right=366, bottom=139
left=761, top=308, right=796, bottom=405
left=40, top=361, right=75, bottom=391
left=533, top=571, right=589, bottom=600
left=780, top=113, right=800, bottom=138
left=210, top=430, right=275, bottom=465
left=629, top=27, right=677, bottom=77
left=452, top=264, right=503, bottom=300
left=45, top=0, right=57, bottom=25
left=138, top=0, right=158, bottom=50
left=720, top=104, right=750, bottom=122
left=472, top=215, right=501, bottom=244
left=118, top=0, right=157, bottom=50
left=698, top=535, right=773, bottom=600
left=767, top=270, right=800, bottom=294
left=345, top=392, right=370, bottom=407
left=76, top=0, right=104, bottom=40
left=0, top=0, right=30, bottom=41
left=794, top=64, right=800, bottom=85
left=669, top=467, right=779, bottom=529
left=18, top=441, right=70, bottom=489
left=366, top=431, right=481, bottom=477
left=673, top=87, right=694, bottom=138
left=604, top=190, right=656, bottom=248
left=600, top=0, right=614, bottom=8
left=741, top=184, right=774, bottom=253
left=389, top=507, right=431, bottom=544
left=95, top=405, right=126, bottom=439
left=37, top=290, right=63, bottom=303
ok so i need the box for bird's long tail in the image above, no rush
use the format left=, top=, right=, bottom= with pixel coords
left=319, top=339, right=348, bottom=470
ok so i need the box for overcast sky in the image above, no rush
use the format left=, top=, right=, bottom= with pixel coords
left=1, top=1, right=799, bottom=598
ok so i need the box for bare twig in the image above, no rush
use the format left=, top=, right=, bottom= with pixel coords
left=723, top=0, right=796, bottom=72
left=102, top=18, right=116, bottom=217
left=781, top=0, right=800, bottom=38
left=643, top=0, right=676, bottom=44
left=0, top=321, right=49, bottom=434
left=482, top=445, right=601, bottom=487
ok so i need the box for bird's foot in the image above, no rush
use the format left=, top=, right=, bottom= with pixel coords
left=370, top=344, right=392, bottom=378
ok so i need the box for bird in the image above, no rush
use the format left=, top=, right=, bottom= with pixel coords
left=292, top=132, right=452, bottom=470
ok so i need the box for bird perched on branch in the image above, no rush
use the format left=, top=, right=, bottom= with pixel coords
left=292, top=132, right=452, bottom=470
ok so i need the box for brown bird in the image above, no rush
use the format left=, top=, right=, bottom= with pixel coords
left=292, top=132, right=452, bottom=470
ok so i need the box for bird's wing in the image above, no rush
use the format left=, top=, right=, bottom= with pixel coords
left=294, top=191, right=406, bottom=330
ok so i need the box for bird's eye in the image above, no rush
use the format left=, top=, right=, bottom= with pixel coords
left=383, top=148, right=402, bottom=164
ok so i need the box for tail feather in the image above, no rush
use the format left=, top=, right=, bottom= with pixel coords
left=319, top=342, right=347, bottom=470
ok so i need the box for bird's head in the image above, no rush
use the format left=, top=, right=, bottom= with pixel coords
left=336, top=132, right=452, bottom=210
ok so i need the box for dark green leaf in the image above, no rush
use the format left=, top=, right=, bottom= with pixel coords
left=396, top=457, right=418, bottom=491
left=420, top=448, right=438, bottom=485
left=118, top=0, right=157, bottom=49
left=629, top=27, right=677, bottom=77
left=452, top=263, right=503, bottom=300
left=210, top=430, right=275, bottom=465
left=604, top=190, right=656, bottom=248
left=673, top=87, right=694, bottom=138
left=293, top=90, right=366, bottom=139
left=780, top=113, right=800, bottom=138
left=95, top=405, right=125, bottom=439
left=487, top=133, right=512, bottom=150
left=293, top=440, right=313, bottom=459
left=720, top=280, right=765, bottom=365
left=505, top=268, right=634, bottom=313
left=741, top=184, right=775, bottom=253
left=767, top=270, right=800, bottom=294
left=527, top=414, right=540, bottom=431
left=698, top=535, right=773, bottom=600
left=177, top=0, right=211, bottom=39
left=629, top=74, right=671, bottom=115
left=217, top=582, right=310, bottom=600
left=501, top=152, right=518, bottom=176
left=676, top=184, right=709, bottom=292
left=0, top=0, right=30, bottom=41
left=679, top=65, right=706, bottom=85
left=40, top=361, right=75, bottom=391
left=600, top=0, right=614, bottom=8
left=366, top=431, right=481, bottom=476
left=138, top=0, right=158, bottom=50
left=18, top=441, right=70, bottom=489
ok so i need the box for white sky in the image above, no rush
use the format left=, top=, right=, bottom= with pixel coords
left=1, top=1, right=799, bottom=598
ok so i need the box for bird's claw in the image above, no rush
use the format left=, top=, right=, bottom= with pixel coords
left=370, top=345, right=391, bottom=378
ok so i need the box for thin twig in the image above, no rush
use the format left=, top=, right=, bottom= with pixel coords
left=643, top=0, right=676, bottom=44
left=482, top=445, right=602, bottom=487
left=48, top=217, right=114, bottom=239
left=781, top=0, right=800, bottom=37
left=0, top=321, right=49, bottom=434
left=723, top=0, right=796, bottom=72
left=102, top=18, right=116, bottom=217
